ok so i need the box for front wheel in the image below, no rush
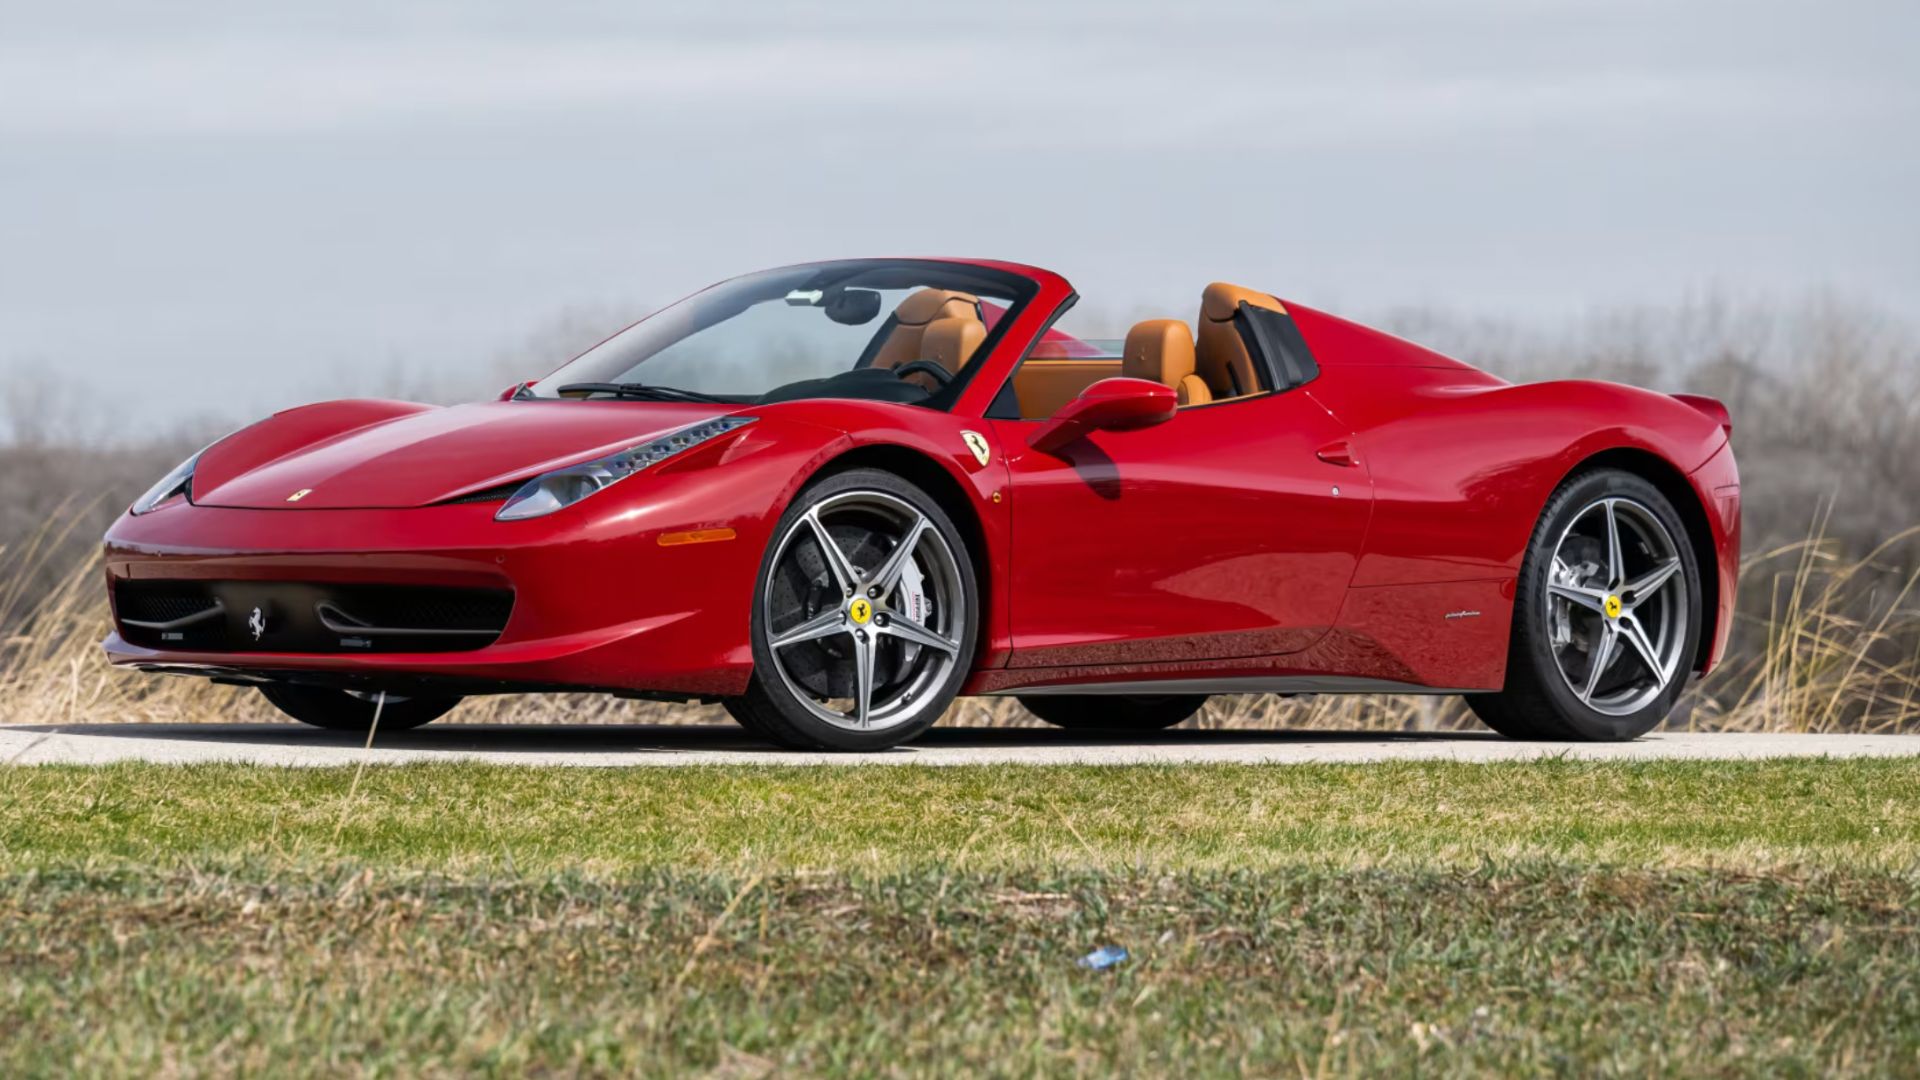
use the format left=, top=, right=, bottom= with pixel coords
left=1019, top=694, right=1208, bottom=731
left=258, top=685, right=461, bottom=732
left=725, top=468, right=979, bottom=751
left=1467, top=469, right=1702, bottom=741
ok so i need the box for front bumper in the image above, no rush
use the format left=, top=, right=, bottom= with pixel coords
left=102, top=495, right=766, bottom=698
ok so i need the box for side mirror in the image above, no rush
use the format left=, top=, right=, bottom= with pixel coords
left=1028, top=377, right=1178, bottom=455
left=498, top=380, right=536, bottom=401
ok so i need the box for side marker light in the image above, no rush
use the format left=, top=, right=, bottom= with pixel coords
left=658, top=528, right=738, bottom=547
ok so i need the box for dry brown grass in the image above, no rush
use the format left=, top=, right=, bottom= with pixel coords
left=4, top=505, right=1915, bottom=733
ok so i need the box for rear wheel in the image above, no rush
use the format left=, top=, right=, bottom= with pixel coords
left=1467, top=469, right=1701, bottom=741
left=725, top=469, right=979, bottom=751
left=1019, top=694, right=1209, bottom=731
left=258, top=685, right=461, bottom=732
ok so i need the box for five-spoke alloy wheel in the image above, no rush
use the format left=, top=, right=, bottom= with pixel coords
left=727, top=468, right=978, bottom=750
left=1468, top=469, right=1702, bottom=741
left=1542, top=496, right=1690, bottom=715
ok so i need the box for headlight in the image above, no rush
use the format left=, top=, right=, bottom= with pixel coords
left=129, top=450, right=203, bottom=515
left=496, top=416, right=755, bottom=521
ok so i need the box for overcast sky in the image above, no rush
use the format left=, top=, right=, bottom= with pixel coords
left=2, top=0, right=1914, bottom=426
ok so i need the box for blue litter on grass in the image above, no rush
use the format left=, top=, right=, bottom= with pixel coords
left=1078, top=945, right=1129, bottom=970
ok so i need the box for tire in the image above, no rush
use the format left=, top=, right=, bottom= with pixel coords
left=1467, top=468, right=1702, bottom=741
left=721, top=698, right=767, bottom=736
left=1019, top=694, right=1208, bottom=731
left=258, top=684, right=461, bottom=732
left=725, top=468, right=980, bottom=751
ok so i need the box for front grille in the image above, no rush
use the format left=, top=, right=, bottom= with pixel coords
left=321, top=588, right=514, bottom=632
left=116, top=586, right=221, bottom=626
left=114, top=581, right=514, bottom=653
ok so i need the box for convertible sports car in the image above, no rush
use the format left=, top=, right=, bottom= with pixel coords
left=103, top=258, right=1740, bottom=750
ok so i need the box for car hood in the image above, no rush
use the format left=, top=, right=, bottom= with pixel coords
left=193, top=400, right=740, bottom=510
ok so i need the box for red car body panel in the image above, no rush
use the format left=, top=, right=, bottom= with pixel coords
left=102, top=258, right=1741, bottom=701
left=986, top=386, right=1372, bottom=669
left=196, top=399, right=735, bottom=509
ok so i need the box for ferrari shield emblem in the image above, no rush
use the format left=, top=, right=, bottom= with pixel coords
left=848, top=598, right=873, bottom=625
left=286, top=488, right=312, bottom=502
left=960, top=431, right=991, bottom=467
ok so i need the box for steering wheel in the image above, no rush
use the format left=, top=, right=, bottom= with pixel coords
left=890, top=360, right=954, bottom=387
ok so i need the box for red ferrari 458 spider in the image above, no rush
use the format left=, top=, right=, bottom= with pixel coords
left=103, top=258, right=1740, bottom=750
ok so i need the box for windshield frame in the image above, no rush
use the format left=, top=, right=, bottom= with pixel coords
left=528, top=259, right=1045, bottom=413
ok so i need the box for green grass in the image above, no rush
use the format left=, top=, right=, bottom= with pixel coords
left=4, top=759, right=1920, bottom=1076
left=4, top=758, right=1920, bottom=873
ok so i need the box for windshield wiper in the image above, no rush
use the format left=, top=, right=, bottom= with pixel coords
left=556, top=382, right=731, bottom=404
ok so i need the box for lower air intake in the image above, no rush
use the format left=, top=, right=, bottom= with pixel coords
left=114, top=581, right=514, bottom=653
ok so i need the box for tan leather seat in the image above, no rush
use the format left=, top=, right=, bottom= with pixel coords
left=1195, top=282, right=1287, bottom=399
left=871, top=289, right=984, bottom=372
left=1122, top=319, right=1211, bottom=406
left=920, top=316, right=986, bottom=374
left=1014, top=358, right=1121, bottom=419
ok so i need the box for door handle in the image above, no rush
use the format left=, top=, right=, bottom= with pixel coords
left=1316, top=440, right=1359, bottom=468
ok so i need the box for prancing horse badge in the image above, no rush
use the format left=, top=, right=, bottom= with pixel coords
left=960, top=431, right=991, bottom=467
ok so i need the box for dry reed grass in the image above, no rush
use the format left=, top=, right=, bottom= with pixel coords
left=3, top=501, right=1915, bottom=733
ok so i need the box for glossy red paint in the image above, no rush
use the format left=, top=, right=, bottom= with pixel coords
left=102, top=258, right=1740, bottom=705
left=1687, top=438, right=1741, bottom=670
left=106, top=413, right=853, bottom=696
left=1284, top=300, right=1737, bottom=673
left=988, top=385, right=1372, bottom=670
left=1027, top=377, right=1177, bottom=454
left=197, top=400, right=733, bottom=509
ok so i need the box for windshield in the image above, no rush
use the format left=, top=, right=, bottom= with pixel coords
left=530, top=260, right=1037, bottom=408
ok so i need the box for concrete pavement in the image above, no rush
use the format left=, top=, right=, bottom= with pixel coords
left=3, top=723, right=1917, bottom=767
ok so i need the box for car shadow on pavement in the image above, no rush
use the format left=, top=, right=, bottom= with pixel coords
left=5, top=722, right=1509, bottom=757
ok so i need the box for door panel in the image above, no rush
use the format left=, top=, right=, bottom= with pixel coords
left=991, top=392, right=1372, bottom=669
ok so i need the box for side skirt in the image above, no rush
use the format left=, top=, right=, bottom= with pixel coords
left=992, top=676, right=1480, bottom=697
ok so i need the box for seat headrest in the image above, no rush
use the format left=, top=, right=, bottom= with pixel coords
left=893, top=288, right=981, bottom=326
left=921, top=316, right=987, bottom=372
left=1200, top=282, right=1286, bottom=322
left=1122, top=319, right=1197, bottom=387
